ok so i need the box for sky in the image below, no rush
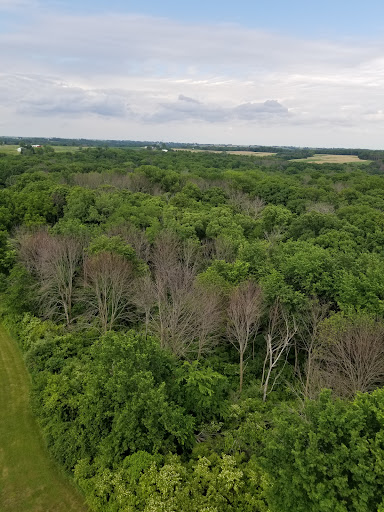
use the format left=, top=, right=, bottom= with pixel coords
left=1, top=0, right=384, bottom=148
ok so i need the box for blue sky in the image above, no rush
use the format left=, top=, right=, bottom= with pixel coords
left=1, top=0, right=384, bottom=147
left=37, top=0, right=384, bottom=38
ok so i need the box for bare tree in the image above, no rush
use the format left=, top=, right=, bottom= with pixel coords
left=17, top=227, right=50, bottom=275
left=261, top=300, right=297, bottom=401
left=296, top=298, right=330, bottom=398
left=133, top=276, right=224, bottom=357
left=312, top=316, right=384, bottom=398
left=150, top=286, right=199, bottom=357
left=228, top=190, right=265, bottom=219
left=17, top=229, right=84, bottom=325
left=140, top=231, right=203, bottom=357
left=132, top=274, right=156, bottom=337
left=39, top=236, right=84, bottom=325
left=306, top=202, right=335, bottom=214
left=201, top=237, right=237, bottom=263
left=108, top=224, right=151, bottom=262
left=82, top=252, right=135, bottom=332
left=227, top=281, right=264, bottom=393
left=151, top=231, right=200, bottom=298
left=193, top=285, right=225, bottom=358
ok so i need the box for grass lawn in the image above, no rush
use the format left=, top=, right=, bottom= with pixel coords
left=0, top=325, right=89, bottom=512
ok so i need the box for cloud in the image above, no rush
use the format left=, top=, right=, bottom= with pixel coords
left=0, top=73, right=289, bottom=124
left=145, top=98, right=289, bottom=123
left=178, top=94, right=201, bottom=104
left=0, top=74, right=130, bottom=118
left=2, top=8, right=384, bottom=146
left=234, top=100, right=289, bottom=120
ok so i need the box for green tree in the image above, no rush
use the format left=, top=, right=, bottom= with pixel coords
left=263, top=390, right=384, bottom=512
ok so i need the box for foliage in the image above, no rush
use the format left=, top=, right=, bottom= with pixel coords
left=1, top=146, right=384, bottom=510
left=263, top=390, right=384, bottom=512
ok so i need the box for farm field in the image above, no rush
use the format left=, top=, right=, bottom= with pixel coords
left=172, top=148, right=276, bottom=156
left=293, top=154, right=371, bottom=164
left=227, top=150, right=276, bottom=156
left=0, top=325, right=89, bottom=512
left=0, top=145, right=87, bottom=154
left=0, top=145, right=20, bottom=154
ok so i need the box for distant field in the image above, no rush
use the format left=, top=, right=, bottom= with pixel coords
left=227, top=150, right=276, bottom=156
left=51, top=145, right=85, bottom=152
left=172, top=148, right=276, bottom=156
left=0, top=145, right=19, bottom=153
left=293, top=154, right=371, bottom=164
left=0, top=145, right=86, bottom=154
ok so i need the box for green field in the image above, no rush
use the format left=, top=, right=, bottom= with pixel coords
left=0, top=145, right=86, bottom=154
left=0, top=145, right=20, bottom=154
left=0, top=325, right=88, bottom=512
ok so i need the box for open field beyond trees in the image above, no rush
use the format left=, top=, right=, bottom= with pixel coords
left=172, top=148, right=276, bottom=156
left=293, top=154, right=371, bottom=164
left=0, top=145, right=87, bottom=154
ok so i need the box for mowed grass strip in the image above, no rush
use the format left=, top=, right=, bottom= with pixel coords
left=0, top=325, right=89, bottom=512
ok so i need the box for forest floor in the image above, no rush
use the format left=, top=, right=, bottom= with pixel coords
left=0, top=325, right=89, bottom=512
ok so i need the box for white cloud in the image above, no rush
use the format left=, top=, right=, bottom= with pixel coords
left=1, top=9, right=384, bottom=147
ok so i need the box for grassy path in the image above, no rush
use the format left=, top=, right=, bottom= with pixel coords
left=0, top=325, right=89, bottom=512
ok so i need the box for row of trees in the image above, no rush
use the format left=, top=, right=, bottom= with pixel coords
left=14, top=228, right=384, bottom=400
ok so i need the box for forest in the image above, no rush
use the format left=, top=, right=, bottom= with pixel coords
left=1, top=145, right=384, bottom=511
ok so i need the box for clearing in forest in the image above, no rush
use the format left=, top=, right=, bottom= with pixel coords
left=0, top=325, right=89, bottom=512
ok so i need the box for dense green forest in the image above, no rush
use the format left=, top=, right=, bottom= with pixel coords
left=1, top=145, right=384, bottom=511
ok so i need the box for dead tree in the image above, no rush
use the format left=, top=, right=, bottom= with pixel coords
left=132, top=274, right=156, bottom=337
left=39, top=236, right=84, bottom=325
left=227, top=281, right=264, bottom=393
left=17, top=228, right=51, bottom=275
left=228, top=190, right=265, bottom=219
left=296, top=298, right=330, bottom=398
left=108, top=224, right=151, bottom=263
left=141, top=231, right=202, bottom=357
left=17, top=229, right=84, bottom=325
left=151, top=286, right=199, bottom=357
left=313, top=316, right=384, bottom=398
left=82, top=252, right=135, bottom=333
left=193, top=285, right=225, bottom=358
left=261, top=300, right=297, bottom=401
